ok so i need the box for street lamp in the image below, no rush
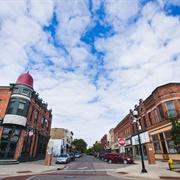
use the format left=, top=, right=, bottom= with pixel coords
left=133, top=109, right=147, bottom=173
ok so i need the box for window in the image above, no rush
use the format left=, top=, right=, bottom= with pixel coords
left=22, top=88, right=29, bottom=95
left=13, top=88, right=19, bottom=94
left=166, top=101, right=177, bottom=117
left=17, top=100, right=26, bottom=116
left=153, top=108, right=159, bottom=123
left=153, top=142, right=162, bottom=153
left=7, top=99, right=15, bottom=114
left=0, top=99, right=2, bottom=104
left=148, top=112, right=153, bottom=126
left=143, top=116, right=147, bottom=128
left=178, top=99, right=180, bottom=104
left=166, top=140, right=177, bottom=153
left=34, top=111, right=39, bottom=124
left=152, top=134, right=159, bottom=141
left=41, top=117, right=45, bottom=128
left=22, top=129, right=33, bottom=154
left=164, top=131, right=171, bottom=138
left=158, top=104, right=165, bottom=120
left=164, top=131, right=177, bottom=154
left=30, top=106, right=34, bottom=122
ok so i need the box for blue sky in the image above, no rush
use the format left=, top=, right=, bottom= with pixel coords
left=0, top=0, right=180, bottom=147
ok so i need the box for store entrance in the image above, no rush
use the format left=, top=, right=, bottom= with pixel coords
left=0, top=126, right=21, bottom=159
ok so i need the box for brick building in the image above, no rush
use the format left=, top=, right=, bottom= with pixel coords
left=112, top=83, right=180, bottom=162
left=0, top=72, right=52, bottom=162
left=101, top=134, right=111, bottom=152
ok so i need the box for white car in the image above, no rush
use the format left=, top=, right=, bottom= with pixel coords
left=56, top=154, right=71, bottom=164
left=75, top=152, right=82, bottom=158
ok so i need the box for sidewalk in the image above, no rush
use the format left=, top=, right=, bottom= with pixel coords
left=0, top=158, right=179, bottom=180
left=0, top=158, right=66, bottom=179
left=108, top=160, right=180, bottom=180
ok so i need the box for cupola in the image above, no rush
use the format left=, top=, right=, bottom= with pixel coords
left=15, top=71, right=34, bottom=89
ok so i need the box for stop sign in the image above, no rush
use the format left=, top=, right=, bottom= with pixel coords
left=118, top=138, right=126, bottom=146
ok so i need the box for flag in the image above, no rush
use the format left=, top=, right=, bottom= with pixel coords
left=29, top=130, right=33, bottom=136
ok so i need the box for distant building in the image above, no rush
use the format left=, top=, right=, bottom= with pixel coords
left=101, top=134, right=111, bottom=152
left=50, top=128, right=74, bottom=154
left=0, top=72, right=52, bottom=162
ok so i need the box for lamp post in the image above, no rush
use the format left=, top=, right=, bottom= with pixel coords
left=133, top=110, right=147, bottom=173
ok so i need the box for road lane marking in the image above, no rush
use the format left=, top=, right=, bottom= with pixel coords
left=78, top=167, right=88, bottom=170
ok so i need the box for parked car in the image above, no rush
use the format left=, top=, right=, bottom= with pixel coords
left=93, top=152, right=98, bottom=157
left=56, top=154, right=71, bottom=164
left=103, top=153, right=133, bottom=164
left=98, top=151, right=107, bottom=160
left=75, top=152, right=82, bottom=158
left=69, top=152, right=75, bottom=161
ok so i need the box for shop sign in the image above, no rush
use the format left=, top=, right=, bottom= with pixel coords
left=132, top=131, right=150, bottom=145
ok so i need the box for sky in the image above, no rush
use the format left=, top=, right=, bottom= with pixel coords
left=0, top=0, right=180, bottom=147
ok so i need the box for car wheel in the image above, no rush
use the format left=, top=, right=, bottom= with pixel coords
left=109, top=159, right=113, bottom=164
left=123, top=160, right=128, bottom=164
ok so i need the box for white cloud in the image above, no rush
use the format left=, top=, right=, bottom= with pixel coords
left=0, top=0, right=180, bottom=147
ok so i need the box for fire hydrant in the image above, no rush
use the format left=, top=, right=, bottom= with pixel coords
left=168, top=158, right=174, bottom=171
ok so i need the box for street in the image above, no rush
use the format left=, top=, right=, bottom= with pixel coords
left=2, top=154, right=134, bottom=180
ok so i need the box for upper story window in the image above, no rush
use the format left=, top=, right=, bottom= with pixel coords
left=41, top=117, right=45, bottom=128
left=143, top=116, right=147, bottom=128
left=178, top=99, right=180, bottom=105
left=13, top=88, right=19, bottom=94
left=148, top=112, right=153, bottom=126
left=165, top=100, right=177, bottom=117
left=0, top=99, right=2, bottom=104
left=7, top=99, right=16, bottom=114
left=34, top=111, right=39, bottom=125
left=153, top=108, right=159, bottom=123
left=17, top=99, right=26, bottom=116
left=22, top=88, right=30, bottom=95
left=30, top=106, right=34, bottom=122
left=158, top=104, right=165, bottom=120
left=46, top=120, right=49, bottom=132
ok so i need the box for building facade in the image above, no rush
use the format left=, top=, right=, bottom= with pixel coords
left=0, top=72, right=52, bottom=162
left=101, top=134, right=111, bottom=152
left=112, top=83, right=180, bottom=161
left=50, top=128, right=74, bottom=154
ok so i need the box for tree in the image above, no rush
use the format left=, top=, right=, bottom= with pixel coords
left=93, top=143, right=102, bottom=152
left=72, top=139, right=87, bottom=153
left=169, top=116, right=180, bottom=153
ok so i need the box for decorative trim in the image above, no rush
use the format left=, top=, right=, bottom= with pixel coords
left=3, top=114, right=27, bottom=126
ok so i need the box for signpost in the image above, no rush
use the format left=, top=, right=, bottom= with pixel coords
left=118, top=138, right=126, bottom=146
left=118, top=138, right=126, bottom=167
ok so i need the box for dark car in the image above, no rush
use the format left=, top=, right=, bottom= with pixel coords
left=69, top=152, right=75, bottom=161
left=98, top=151, right=107, bottom=160
left=103, top=153, right=133, bottom=164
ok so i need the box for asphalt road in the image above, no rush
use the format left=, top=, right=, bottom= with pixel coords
left=2, top=154, right=134, bottom=180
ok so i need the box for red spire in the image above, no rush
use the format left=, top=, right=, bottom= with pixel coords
left=16, top=72, right=34, bottom=89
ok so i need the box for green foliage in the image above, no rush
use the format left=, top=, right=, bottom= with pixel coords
left=72, top=138, right=87, bottom=153
left=86, top=147, right=93, bottom=154
left=93, top=143, right=102, bottom=152
left=169, top=116, right=180, bottom=153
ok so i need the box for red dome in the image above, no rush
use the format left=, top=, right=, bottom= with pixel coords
left=16, top=72, right=34, bottom=89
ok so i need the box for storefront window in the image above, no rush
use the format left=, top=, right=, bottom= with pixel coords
left=164, top=131, right=171, bottom=138
left=166, top=140, right=177, bottom=153
left=152, top=134, right=158, bottom=141
left=153, top=142, right=162, bottom=153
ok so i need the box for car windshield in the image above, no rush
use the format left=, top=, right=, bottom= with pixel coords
left=59, top=154, right=67, bottom=157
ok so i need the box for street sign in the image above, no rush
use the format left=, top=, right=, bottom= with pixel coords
left=118, top=138, right=126, bottom=146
